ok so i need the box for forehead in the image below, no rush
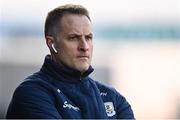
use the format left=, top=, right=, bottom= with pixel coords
left=60, top=14, right=92, bottom=34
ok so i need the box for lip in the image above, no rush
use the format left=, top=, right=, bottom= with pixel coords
left=77, top=56, right=89, bottom=59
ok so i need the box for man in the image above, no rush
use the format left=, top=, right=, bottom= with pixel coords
left=6, top=4, right=134, bottom=119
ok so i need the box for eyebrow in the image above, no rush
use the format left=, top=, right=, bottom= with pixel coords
left=68, top=32, right=93, bottom=36
left=87, top=33, right=93, bottom=36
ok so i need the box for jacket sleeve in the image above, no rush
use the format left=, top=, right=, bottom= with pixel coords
left=6, top=82, right=62, bottom=119
left=115, top=91, right=135, bottom=119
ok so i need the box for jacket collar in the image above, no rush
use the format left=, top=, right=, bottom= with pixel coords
left=40, top=55, right=94, bottom=83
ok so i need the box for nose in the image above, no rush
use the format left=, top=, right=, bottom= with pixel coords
left=78, top=38, right=89, bottom=52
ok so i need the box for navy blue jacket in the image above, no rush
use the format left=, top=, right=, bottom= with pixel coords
left=6, top=55, right=134, bottom=119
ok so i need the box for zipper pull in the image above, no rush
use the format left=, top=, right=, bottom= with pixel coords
left=80, top=72, right=83, bottom=81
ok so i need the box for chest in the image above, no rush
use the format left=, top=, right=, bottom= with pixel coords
left=52, top=83, right=117, bottom=119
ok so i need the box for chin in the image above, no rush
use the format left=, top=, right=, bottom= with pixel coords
left=78, top=65, right=90, bottom=73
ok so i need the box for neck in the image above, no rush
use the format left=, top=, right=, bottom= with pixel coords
left=51, top=54, right=86, bottom=75
left=41, top=55, right=94, bottom=82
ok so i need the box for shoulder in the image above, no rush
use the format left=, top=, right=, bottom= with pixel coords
left=88, top=79, right=124, bottom=102
left=6, top=73, right=61, bottom=118
left=89, top=79, right=128, bottom=102
left=13, top=72, right=57, bottom=102
left=94, top=80, right=119, bottom=97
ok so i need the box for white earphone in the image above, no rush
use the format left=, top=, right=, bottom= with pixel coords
left=52, top=44, right=58, bottom=53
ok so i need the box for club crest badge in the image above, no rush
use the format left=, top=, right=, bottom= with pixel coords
left=104, top=102, right=116, bottom=117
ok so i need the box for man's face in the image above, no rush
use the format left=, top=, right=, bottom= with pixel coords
left=55, top=14, right=93, bottom=73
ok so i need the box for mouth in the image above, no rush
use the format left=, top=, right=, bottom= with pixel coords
left=77, top=56, right=89, bottom=60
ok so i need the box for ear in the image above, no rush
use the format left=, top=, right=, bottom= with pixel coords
left=45, top=35, right=54, bottom=50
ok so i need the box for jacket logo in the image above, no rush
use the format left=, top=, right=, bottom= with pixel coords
left=63, top=101, right=80, bottom=112
left=104, top=102, right=116, bottom=117
left=100, top=92, right=107, bottom=96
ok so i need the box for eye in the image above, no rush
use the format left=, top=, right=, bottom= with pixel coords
left=85, top=35, right=93, bottom=41
left=68, top=36, right=78, bottom=41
